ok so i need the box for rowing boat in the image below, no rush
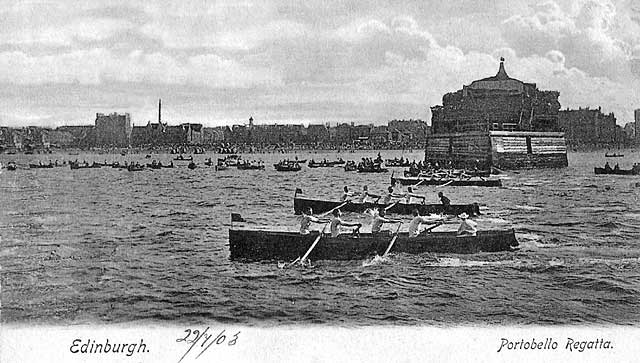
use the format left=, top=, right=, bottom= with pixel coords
left=229, top=228, right=518, bottom=261
left=391, top=176, right=502, bottom=187
left=594, top=167, right=639, bottom=175
left=293, top=196, right=480, bottom=216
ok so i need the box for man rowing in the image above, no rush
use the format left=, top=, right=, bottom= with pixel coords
left=402, top=186, right=427, bottom=204
left=341, top=186, right=356, bottom=201
left=299, top=207, right=330, bottom=235
left=408, top=209, right=443, bottom=238
left=457, top=212, right=477, bottom=237
left=371, top=209, right=401, bottom=235
left=330, top=209, right=362, bottom=237
left=355, top=185, right=372, bottom=203
left=438, top=191, right=450, bottom=206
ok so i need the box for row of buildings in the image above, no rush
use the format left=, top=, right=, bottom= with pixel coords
left=0, top=105, right=431, bottom=151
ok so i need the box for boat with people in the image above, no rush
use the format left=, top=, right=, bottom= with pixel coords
left=29, top=163, right=54, bottom=169
left=237, top=160, right=265, bottom=170
left=70, top=162, right=101, bottom=170
left=391, top=175, right=502, bottom=187
left=344, top=160, right=357, bottom=171
left=173, top=155, right=193, bottom=161
left=6, top=161, right=17, bottom=171
left=220, top=154, right=241, bottom=166
left=357, top=164, right=388, bottom=173
left=605, top=153, right=624, bottom=158
left=594, top=164, right=640, bottom=175
left=229, top=227, right=518, bottom=261
left=293, top=194, right=481, bottom=217
left=308, top=158, right=345, bottom=168
left=274, top=160, right=302, bottom=171
left=385, top=158, right=411, bottom=167
left=127, top=164, right=145, bottom=171
left=404, top=168, right=492, bottom=178
left=188, top=161, right=197, bottom=169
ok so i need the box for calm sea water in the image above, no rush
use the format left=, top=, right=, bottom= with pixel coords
left=1, top=150, right=639, bottom=326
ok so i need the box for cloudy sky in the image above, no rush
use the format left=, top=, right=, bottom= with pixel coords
left=1, top=0, right=640, bottom=127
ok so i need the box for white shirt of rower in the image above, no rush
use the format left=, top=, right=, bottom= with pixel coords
left=300, top=214, right=320, bottom=235
left=341, top=191, right=350, bottom=201
left=330, top=217, right=344, bottom=237
left=355, top=191, right=368, bottom=203
left=457, top=219, right=478, bottom=236
left=371, top=215, right=392, bottom=233
left=408, top=215, right=437, bottom=237
left=404, top=192, right=421, bottom=204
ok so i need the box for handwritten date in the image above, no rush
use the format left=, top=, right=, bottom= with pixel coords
left=176, top=327, right=239, bottom=362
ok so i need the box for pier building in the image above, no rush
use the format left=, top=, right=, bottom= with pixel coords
left=426, top=58, right=568, bottom=169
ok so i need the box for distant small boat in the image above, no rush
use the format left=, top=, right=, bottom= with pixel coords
left=6, top=162, right=17, bottom=171
left=605, top=153, right=624, bottom=157
left=174, top=155, right=193, bottom=161
left=188, top=161, right=197, bottom=169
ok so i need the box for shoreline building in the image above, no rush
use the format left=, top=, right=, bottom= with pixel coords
left=426, top=58, right=568, bottom=169
left=95, top=112, right=132, bottom=147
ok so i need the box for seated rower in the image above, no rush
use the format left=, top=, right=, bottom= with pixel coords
left=408, top=209, right=443, bottom=238
left=403, top=186, right=426, bottom=204
left=355, top=185, right=371, bottom=204
left=371, top=209, right=401, bottom=235
left=456, top=213, right=477, bottom=237
left=330, top=209, right=362, bottom=237
left=380, top=186, right=401, bottom=205
left=604, top=162, right=612, bottom=171
left=341, top=186, right=355, bottom=201
left=438, top=191, right=450, bottom=206
left=300, top=207, right=330, bottom=235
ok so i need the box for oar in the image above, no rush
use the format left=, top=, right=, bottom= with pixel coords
left=412, top=179, right=425, bottom=188
left=384, top=200, right=400, bottom=211
left=382, top=223, right=403, bottom=257
left=299, top=222, right=329, bottom=265
left=436, top=180, right=454, bottom=188
left=321, top=201, right=349, bottom=217
left=422, top=221, right=445, bottom=233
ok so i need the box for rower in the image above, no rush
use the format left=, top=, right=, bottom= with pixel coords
left=403, top=186, right=426, bottom=204
left=330, top=209, right=362, bottom=237
left=341, top=186, right=355, bottom=201
left=355, top=185, right=368, bottom=203
left=605, top=162, right=612, bottom=171
left=438, top=192, right=450, bottom=206
left=371, top=209, right=401, bottom=235
left=300, top=207, right=330, bottom=235
left=457, top=213, right=477, bottom=237
left=408, top=209, right=443, bottom=238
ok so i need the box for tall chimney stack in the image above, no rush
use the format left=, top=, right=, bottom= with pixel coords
left=158, top=99, right=162, bottom=124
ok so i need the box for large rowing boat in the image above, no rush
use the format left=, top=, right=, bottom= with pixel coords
left=594, top=167, right=639, bottom=175
left=391, top=175, right=502, bottom=187
left=293, top=195, right=480, bottom=216
left=229, top=228, right=518, bottom=261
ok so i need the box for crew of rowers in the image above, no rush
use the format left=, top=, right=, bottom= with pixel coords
left=340, top=185, right=450, bottom=206
left=300, top=207, right=477, bottom=238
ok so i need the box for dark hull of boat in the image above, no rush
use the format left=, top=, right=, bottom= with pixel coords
left=274, top=164, right=301, bottom=171
left=391, top=176, right=502, bottom=187
left=237, top=165, right=265, bottom=170
left=29, top=164, right=54, bottom=168
left=594, top=167, right=637, bottom=175
left=605, top=154, right=624, bottom=157
left=294, top=197, right=480, bottom=216
left=357, top=168, right=388, bottom=173
left=70, top=164, right=101, bottom=170
left=229, top=229, right=518, bottom=261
